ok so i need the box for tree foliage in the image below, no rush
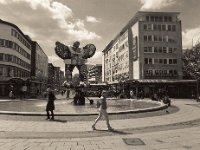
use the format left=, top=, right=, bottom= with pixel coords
left=183, top=46, right=200, bottom=79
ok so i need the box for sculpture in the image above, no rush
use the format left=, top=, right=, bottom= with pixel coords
left=55, top=41, right=96, bottom=105
left=55, top=41, right=96, bottom=82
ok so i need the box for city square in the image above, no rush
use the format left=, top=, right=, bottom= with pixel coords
left=1, top=0, right=200, bottom=149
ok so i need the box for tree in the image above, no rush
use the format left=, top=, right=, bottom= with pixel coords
left=183, top=46, right=200, bottom=80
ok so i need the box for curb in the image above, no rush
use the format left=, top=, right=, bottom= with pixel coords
left=0, top=101, right=168, bottom=116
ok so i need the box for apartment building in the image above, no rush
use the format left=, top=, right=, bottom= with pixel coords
left=88, top=64, right=102, bottom=84
left=29, top=41, right=48, bottom=94
left=103, top=11, right=196, bottom=98
left=0, top=19, right=32, bottom=96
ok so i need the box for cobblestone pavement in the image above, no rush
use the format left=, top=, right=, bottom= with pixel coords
left=0, top=98, right=200, bottom=149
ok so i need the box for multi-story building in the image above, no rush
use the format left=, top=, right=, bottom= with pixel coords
left=48, top=63, right=65, bottom=91
left=30, top=41, right=48, bottom=94
left=0, top=19, right=32, bottom=96
left=88, top=64, right=102, bottom=84
left=103, top=11, right=196, bottom=98
left=48, top=63, right=55, bottom=86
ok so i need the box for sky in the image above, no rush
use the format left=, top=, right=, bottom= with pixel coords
left=1, top=0, right=200, bottom=73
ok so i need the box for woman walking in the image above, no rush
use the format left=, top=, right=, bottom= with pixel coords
left=92, top=90, right=113, bottom=131
left=46, top=85, right=56, bottom=120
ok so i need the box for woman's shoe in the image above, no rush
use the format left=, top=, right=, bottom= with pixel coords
left=92, top=125, right=96, bottom=130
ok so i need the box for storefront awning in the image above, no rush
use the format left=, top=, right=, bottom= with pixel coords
left=136, top=79, right=197, bottom=84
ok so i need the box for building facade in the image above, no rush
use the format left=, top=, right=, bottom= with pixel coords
left=30, top=41, right=48, bottom=95
left=103, top=11, right=183, bottom=83
left=0, top=19, right=32, bottom=96
left=88, top=64, right=102, bottom=84
left=103, top=11, right=195, bottom=98
left=48, top=63, right=65, bottom=91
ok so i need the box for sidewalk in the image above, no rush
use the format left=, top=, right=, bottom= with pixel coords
left=0, top=99, right=199, bottom=149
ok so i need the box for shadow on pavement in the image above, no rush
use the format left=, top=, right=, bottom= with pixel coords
left=94, top=129, right=129, bottom=135
left=50, top=119, right=67, bottom=123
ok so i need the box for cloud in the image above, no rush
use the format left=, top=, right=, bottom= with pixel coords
left=0, top=0, right=100, bottom=41
left=0, top=0, right=101, bottom=69
left=48, top=55, right=60, bottom=62
left=92, top=51, right=102, bottom=59
left=86, top=16, right=100, bottom=23
left=87, top=51, right=102, bottom=65
left=138, top=0, right=176, bottom=10
left=0, top=0, right=6, bottom=4
left=182, top=26, right=200, bottom=49
left=66, top=19, right=101, bottom=40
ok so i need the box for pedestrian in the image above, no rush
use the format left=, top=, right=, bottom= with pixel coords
left=163, top=95, right=171, bottom=107
left=92, top=90, right=113, bottom=131
left=46, top=85, right=56, bottom=120
left=130, top=90, right=134, bottom=99
left=9, top=90, right=14, bottom=99
left=66, top=88, right=70, bottom=98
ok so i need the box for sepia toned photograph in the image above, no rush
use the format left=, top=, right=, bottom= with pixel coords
left=0, top=0, right=200, bottom=149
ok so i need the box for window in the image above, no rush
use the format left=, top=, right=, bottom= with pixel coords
left=144, top=47, right=148, bottom=53
left=153, top=24, right=157, bottom=30
left=168, top=25, right=172, bottom=31
left=163, top=47, right=167, bottom=53
left=174, top=70, right=178, bottom=75
left=147, top=24, right=152, bottom=30
left=145, top=70, right=153, bottom=76
left=0, top=53, right=3, bottom=61
left=0, top=67, right=3, bottom=76
left=148, top=35, right=152, bottom=41
left=173, top=48, right=177, bottom=53
left=148, top=47, right=153, bottom=53
left=149, top=58, right=152, bottom=64
left=158, top=16, right=163, bottom=22
left=163, top=59, right=167, bottom=64
left=173, top=59, right=177, bottom=64
left=155, top=16, right=159, bottom=22
left=164, top=16, right=168, bottom=22
left=172, top=25, right=176, bottom=31
left=144, top=24, right=147, bottom=30
left=169, top=59, right=173, bottom=64
left=8, top=41, right=13, bottom=48
left=168, top=47, right=173, bottom=53
left=144, top=58, right=152, bottom=64
left=146, top=16, right=150, bottom=21
left=158, top=24, right=161, bottom=31
left=0, top=39, right=4, bottom=46
left=150, top=16, right=154, bottom=22
left=144, top=36, right=147, bottom=42
left=168, top=16, right=172, bottom=22
left=163, top=36, right=166, bottom=42
left=7, top=67, right=11, bottom=77
left=154, top=47, right=158, bottom=53
left=154, top=59, right=159, bottom=64
left=159, top=36, right=162, bottom=42
left=159, top=47, right=162, bottom=53
left=154, top=35, right=158, bottom=42
left=162, top=25, right=166, bottom=31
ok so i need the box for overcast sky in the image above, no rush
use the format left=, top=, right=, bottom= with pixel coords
left=1, top=0, right=200, bottom=72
